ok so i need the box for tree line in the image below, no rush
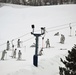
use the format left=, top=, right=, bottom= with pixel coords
left=0, top=0, right=76, bottom=6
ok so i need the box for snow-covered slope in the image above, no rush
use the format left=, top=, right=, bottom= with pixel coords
left=0, top=4, right=76, bottom=75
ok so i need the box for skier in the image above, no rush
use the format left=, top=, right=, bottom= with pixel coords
left=11, top=40, right=14, bottom=56
left=60, top=34, right=65, bottom=44
left=13, top=49, right=17, bottom=58
left=1, top=50, right=7, bottom=60
left=11, top=46, right=14, bottom=58
left=6, top=41, right=10, bottom=50
left=46, top=39, right=50, bottom=48
left=18, top=50, right=22, bottom=60
left=38, top=48, right=43, bottom=56
left=11, top=39, right=14, bottom=49
left=17, top=39, right=21, bottom=48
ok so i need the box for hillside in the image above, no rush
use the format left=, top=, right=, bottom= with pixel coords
left=0, top=4, right=76, bottom=75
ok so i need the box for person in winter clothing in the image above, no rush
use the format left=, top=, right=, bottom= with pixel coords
left=60, top=34, right=65, bottom=44
left=46, top=39, right=50, bottom=48
left=7, top=41, right=10, bottom=50
left=11, top=39, right=14, bottom=48
left=11, top=47, right=14, bottom=58
left=13, top=49, right=17, bottom=58
left=38, top=48, right=43, bottom=56
left=17, top=39, right=21, bottom=48
left=18, top=50, right=22, bottom=60
left=1, top=50, right=7, bottom=60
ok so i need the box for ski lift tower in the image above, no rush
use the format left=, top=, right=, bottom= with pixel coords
left=31, top=25, right=45, bottom=67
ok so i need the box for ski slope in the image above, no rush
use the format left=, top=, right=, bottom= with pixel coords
left=0, top=4, right=76, bottom=75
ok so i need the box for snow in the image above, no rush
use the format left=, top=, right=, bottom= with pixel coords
left=0, top=3, right=76, bottom=75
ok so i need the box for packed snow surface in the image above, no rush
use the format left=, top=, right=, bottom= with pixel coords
left=0, top=4, right=76, bottom=75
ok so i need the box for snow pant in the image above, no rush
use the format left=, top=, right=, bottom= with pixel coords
left=18, top=55, right=21, bottom=60
left=60, top=39, right=65, bottom=44
left=46, top=43, right=50, bottom=48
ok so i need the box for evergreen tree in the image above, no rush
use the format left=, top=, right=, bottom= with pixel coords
left=59, top=44, right=76, bottom=75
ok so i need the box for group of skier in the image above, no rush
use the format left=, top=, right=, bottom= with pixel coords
left=11, top=49, right=22, bottom=60
left=1, top=49, right=22, bottom=60
left=45, top=33, right=65, bottom=47
left=6, top=39, right=22, bottom=51
left=1, top=39, right=22, bottom=60
left=0, top=32, right=66, bottom=59
left=38, top=33, right=65, bottom=56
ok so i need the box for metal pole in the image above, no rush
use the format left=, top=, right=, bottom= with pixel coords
left=33, top=35, right=39, bottom=67
left=35, top=36, right=38, bottom=55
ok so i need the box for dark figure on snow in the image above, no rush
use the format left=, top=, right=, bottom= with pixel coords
left=13, top=49, right=17, bottom=58
left=18, top=50, right=22, bottom=60
left=17, top=39, right=21, bottom=48
left=11, top=46, right=14, bottom=58
left=69, top=24, right=72, bottom=36
left=6, top=41, right=10, bottom=50
left=60, top=34, right=65, bottom=44
left=12, top=45, right=14, bottom=49
left=38, top=48, right=43, bottom=56
left=46, top=39, right=50, bottom=48
left=11, top=39, right=14, bottom=49
left=30, top=43, right=36, bottom=47
left=1, top=50, right=7, bottom=60
left=54, top=32, right=59, bottom=36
